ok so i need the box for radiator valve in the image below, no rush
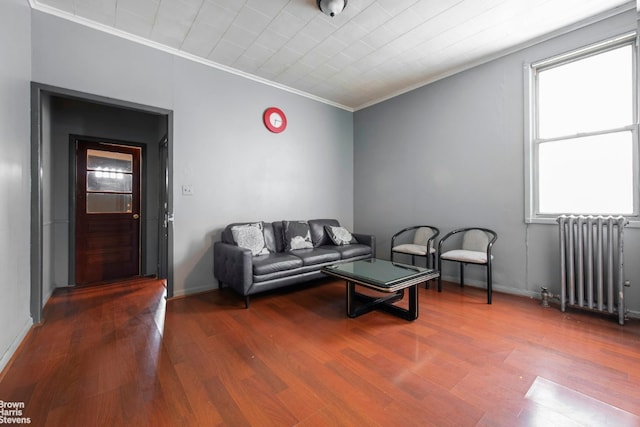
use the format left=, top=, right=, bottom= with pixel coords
left=541, top=287, right=551, bottom=307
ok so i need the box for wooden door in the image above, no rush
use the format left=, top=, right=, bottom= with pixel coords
left=75, top=141, right=141, bottom=285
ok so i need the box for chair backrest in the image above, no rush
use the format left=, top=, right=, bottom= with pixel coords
left=413, top=227, right=436, bottom=246
left=462, top=229, right=490, bottom=252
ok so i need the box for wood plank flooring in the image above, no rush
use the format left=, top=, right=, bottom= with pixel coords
left=1, top=277, right=639, bottom=426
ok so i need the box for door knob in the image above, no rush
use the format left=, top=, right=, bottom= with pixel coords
left=133, top=214, right=140, bottom=219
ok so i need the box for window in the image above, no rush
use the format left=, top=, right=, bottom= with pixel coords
left=526, top=33, right=638, bottom=222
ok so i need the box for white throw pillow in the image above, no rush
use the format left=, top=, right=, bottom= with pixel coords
left=231, top=222, right=270, bottom=256
left=326, top=226, right=358, bottom=246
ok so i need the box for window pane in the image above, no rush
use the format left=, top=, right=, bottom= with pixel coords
left=87, top=149, right=133, bottom=173
left=87, top=171, right=132, bottom=192
left=538, top=132, right=633, bottom=214
left=87, top=193, right=133, bottom=213
left=538, top=45, right=632, bottom=138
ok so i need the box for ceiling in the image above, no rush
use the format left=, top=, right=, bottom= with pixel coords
left=32, top=0, right=633, bottom=110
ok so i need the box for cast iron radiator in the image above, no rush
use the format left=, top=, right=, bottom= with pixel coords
left=557, top=215, right=629, bottom=325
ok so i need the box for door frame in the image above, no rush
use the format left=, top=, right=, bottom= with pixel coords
left=30, top=82, right=174, bottom=323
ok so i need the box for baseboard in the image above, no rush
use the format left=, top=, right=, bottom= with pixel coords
left=439, top=274, right=541, bottom=300
left=440, top=275, right=640, bottom=320
left=0, top=317, right=33, bottom=380
left=626, top=310, right=640, bottom=319
left=170, top=283, right=217, bottom=299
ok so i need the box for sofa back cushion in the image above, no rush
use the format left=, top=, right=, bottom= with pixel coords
left=262, top=223, right=277, bottom=253
left=271, top=221, right=285, bottom=252
left=308, top=219, right=340, bottom=247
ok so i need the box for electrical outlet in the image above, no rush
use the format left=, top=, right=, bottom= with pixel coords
left=182, top=184, right=194, bottom=196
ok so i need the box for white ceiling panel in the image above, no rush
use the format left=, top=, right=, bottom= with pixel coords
left=180, top=21, right=221, bottom=57
left=115, top=9, right=154, bottom=38
left=117, top=0, right=159, bottom=19
left=208, top=38, right=243, bottom=64
left=233, top=6, right=271, bottom=35
left=32, top=0, right=634, bottom=110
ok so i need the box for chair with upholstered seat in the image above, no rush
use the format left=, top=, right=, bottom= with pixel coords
left=390, top=226, right=440, bottom=269
left=437, top=228, right=497, bottom=304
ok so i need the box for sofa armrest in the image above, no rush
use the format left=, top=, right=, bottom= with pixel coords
left=353, top=233, right=376, bottom=258
left=213, top=241, right=253, bottom=295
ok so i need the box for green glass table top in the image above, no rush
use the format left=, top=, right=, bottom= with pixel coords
left=322, top=259, right=434, bottom=288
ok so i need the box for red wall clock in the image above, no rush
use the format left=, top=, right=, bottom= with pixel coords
left=263, top=107, right=287, bottom=133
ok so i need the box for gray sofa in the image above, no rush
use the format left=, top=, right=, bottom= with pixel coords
left=214, top=219, right=375, bottom=307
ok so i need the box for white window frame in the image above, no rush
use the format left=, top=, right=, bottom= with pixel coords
left=524, top=32, right=639, bottom=225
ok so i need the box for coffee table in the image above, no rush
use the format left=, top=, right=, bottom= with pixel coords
left=321, top=258, right=439, bottom=321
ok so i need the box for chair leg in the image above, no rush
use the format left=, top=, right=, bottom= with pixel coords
left=423, top=253, right=428, bottom=288
left=411, top=255, right=415, bottom=265
left=487, top=265, right=492, bottom=304
left=244, top=296, right=250, bottom=309
left=437, top=257, right=442, bottom=292
left=460, top=263, right=465, bottom=287
left=425, top=254, right=433, bottom=288
left=428, top=254, right=434, bottom=269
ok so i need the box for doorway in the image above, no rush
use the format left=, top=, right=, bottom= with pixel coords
left=31, top=83, right=174, bottom=323
left=75, top=140, right=142, bottom=285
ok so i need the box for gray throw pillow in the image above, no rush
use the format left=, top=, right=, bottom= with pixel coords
left=283, top=221, right=314, bottom=251
left=231, top=222, right=270, bottom=256
left=325, top=225, right=358, bottom=246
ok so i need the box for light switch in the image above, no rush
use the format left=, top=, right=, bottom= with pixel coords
left=182, top=184, right=194, bottom=196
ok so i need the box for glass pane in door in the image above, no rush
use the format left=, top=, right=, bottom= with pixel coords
left=87, top=171, right=133, bottom=192
left=86, top=193, right=133, bottom=213
left=87, top=149, right=133, bottom=172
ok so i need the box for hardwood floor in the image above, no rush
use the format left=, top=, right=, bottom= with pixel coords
left=1, top=277, right=639, bottom=426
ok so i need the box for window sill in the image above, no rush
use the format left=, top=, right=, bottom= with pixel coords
left=526, top=216, right=640, bottom=228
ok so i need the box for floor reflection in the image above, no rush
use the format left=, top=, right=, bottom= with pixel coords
left=523, top=376, right=639, bottom=426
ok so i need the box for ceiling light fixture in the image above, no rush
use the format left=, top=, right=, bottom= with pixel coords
left=316, top=0, right=348, bottom=17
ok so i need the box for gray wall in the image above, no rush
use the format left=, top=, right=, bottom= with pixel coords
left=0, top=0, right=32, bottom=371
left=354, top=10, right=640, bottom=314
left=42, top=96, right=166, bottom=299
left=31, top=10, right=354, bottom=297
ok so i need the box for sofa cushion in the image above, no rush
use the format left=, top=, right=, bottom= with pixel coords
left=291, top=248, right=341, bottom=266
left=231, top=222, right=270, bottom=256
left=262, top=222, right=277, bottom=253
left=272, top=221, right=285, bottom=252
left=253, top=253, right=303, bottom=276
left=319, top=244, right=372, bottom=259
left=283, top=221, right=313, bottom=251
left=308, top=219, right=340, bottom=247
left=325, top=225, right=358, bottom=246
left=253, top=265, right=324, bottom=283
